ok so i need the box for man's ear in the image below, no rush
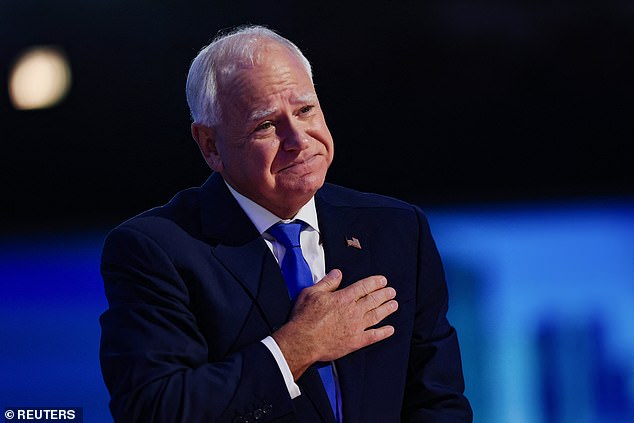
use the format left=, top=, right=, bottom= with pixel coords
left=191, top=123, right=223, bottom=172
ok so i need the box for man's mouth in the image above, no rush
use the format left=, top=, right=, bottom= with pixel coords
left=279, top=154, right=319, bottom=172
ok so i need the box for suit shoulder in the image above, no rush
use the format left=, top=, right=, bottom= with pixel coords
left=318, top=183, right=423, bottom=213
left=108, top=185, right=203, bottom=240
left=317, top=183, right=433, bottom=230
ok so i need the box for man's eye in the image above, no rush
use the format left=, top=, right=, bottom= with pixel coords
left=299, top=105, right=314, bottom=114
left=255, top=121, right=274, bottom=131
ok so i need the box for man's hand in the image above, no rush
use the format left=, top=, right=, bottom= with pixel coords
left=272, top=269, right=398, bottom=380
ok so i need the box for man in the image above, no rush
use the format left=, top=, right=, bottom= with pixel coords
left=99, top=24, right=472, bottom=422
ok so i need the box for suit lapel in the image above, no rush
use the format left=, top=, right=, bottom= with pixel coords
left=315, top=189, right=370, bottom=423
left=210, top=240, right=292, bottom=331
left=199, top=174, right=292, bottom=331
left=316, top=198, right=372, bottom=286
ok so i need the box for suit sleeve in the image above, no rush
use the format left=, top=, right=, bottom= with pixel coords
left=99, top=225, right=294, bottom=423
left=401, top=208, right=473, bottom=422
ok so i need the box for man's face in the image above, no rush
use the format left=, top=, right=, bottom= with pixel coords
left=203, top=42, right=334, bottom=218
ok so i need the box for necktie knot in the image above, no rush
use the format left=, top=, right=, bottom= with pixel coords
left=267, top=220, right=305, bottom=249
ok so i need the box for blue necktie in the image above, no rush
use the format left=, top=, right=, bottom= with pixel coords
left=268, top=221, right=341, bottom=422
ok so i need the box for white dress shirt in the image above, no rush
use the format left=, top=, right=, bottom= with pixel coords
left=224, top=182, right=326, bottom=399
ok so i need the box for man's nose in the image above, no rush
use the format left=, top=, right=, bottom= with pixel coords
left=280, top=121, right=310, bottom=150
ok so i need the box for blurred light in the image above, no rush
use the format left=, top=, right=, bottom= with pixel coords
left=8, top=46, right=72, bottom=110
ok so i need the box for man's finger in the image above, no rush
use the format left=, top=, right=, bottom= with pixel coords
left=365, top=299, right=399, bottom=327
left=345, top=275, right=388, bottom=302
left=311, top=268, right=343, bottom=292
left=356, top=286, right=397, bottom=310
left=360, top=325, right=395, bottom=347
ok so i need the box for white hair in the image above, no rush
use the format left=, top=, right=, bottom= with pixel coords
left=185, top=24, right=313, bottom=127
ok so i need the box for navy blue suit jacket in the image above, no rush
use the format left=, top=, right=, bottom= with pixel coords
left=99, top=172, right=472, bottom=422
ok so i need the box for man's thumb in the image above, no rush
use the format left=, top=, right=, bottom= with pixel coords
left=314, top=268, right=342, bottom=292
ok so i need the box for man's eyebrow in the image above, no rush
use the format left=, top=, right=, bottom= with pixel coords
left=249, top=107, right=277, bottom=122
left=292, top=93, right=318, bottom=104
left=248, top=93, right=318, bottom=122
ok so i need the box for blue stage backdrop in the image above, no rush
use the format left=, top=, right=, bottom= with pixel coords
left=1, top=199, right=633, bottom=423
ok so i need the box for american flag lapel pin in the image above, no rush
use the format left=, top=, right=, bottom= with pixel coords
left=346, top=236, right=362, bottom=249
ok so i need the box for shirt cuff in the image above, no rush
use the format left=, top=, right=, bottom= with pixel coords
left=261, top=336, right=301, bottom=399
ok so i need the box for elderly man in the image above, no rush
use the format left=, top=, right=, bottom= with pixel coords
left=99, top=24, right=472, bottom=422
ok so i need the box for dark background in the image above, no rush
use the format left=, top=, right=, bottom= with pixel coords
left=2, top=0, right=632, bottom=233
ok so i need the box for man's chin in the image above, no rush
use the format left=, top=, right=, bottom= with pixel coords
left=286, top=172, right=326, bottom=194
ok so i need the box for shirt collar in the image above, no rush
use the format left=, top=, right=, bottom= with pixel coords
left=224, top=180, right=320, bottom=235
